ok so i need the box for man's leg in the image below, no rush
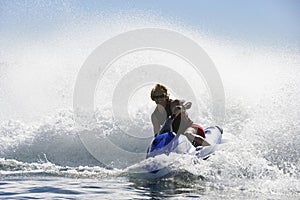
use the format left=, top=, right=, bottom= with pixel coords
left=183, top=127, right=210, bottom=147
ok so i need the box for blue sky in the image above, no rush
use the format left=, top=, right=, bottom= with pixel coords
left=1, top=0, right=300, bottom=48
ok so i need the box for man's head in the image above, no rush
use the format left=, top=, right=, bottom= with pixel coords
left=150, top=84, right=170, bottom=101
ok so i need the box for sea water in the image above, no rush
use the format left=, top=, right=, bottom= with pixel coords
left=1, top=5, right=300, bottom=200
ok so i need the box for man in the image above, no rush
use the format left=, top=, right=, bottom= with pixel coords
left=150, top=84, right=210, bottom=146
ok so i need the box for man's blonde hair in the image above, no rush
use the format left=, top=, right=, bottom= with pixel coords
left=150, top=84, right=170, bottom=101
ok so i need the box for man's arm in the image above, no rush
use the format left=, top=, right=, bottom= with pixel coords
left=170, top=99, right=192, bottom=115
left=151, top=114, right=161, bottom=137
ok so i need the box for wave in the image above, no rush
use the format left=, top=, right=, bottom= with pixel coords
left=0, top=96, right=299, bottom=176
left=0, top=111, right=103, bottom=167
left=0, top=105, right=299, bottom=196
left=0, top=158, right=121, bottom=179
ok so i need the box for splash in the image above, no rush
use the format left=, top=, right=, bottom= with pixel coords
left=0, top=4, right=300, bottom=198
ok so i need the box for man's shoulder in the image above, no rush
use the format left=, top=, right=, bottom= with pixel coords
left=151, top=107, right=158, bottom=117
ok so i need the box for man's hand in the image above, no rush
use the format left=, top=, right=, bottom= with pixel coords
left=183, top=102, right=192, bottom=110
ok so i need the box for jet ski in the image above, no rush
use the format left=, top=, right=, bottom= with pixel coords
left=127, top=125, right=223, bottom=180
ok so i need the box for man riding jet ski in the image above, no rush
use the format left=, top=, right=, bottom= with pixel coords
left=150, top=84, right=221, bottom=147
left=126, top=84, right=223, bottom=179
